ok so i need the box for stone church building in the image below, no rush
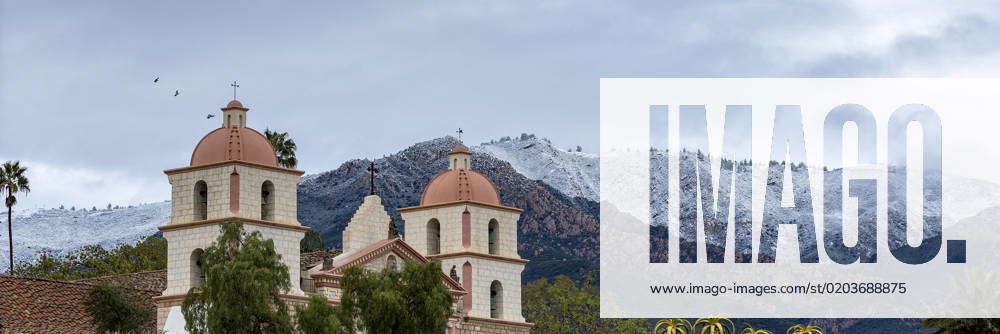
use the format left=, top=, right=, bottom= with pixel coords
left=155, top=100, right=532, bottom=333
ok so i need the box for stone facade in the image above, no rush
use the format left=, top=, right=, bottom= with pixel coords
left=156, top=296, right=310, bottom=333
left=436, top=255, right=525, bottom=322
left=166, top=163, right=300, bottom=226
left=314, top=250, right=401, bottom=302
left=155, top=299, right=183, bottom=331
left=401, top=202, right=526, bottom=323
left=340, top=195, right=392, bottom=256
left=456, top=318, right=532, bottom=334
left=161, top=223, right=306, bottom=296
left=401, top=203, right=521, bottom=258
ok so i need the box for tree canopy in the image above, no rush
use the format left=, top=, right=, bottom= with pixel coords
left=13, top=235, right=166, bottom=280
left=300, top=229, right=325, bottom=252
left=523, top=274, right=647, bottom=333
left=84, top=283, right=154, bottom=333
left=264, top=129, right=298, bottom=169
left=182, top=221, right=293, bottom=334
left=924, top=318, right=1000, bottom=333
left=336, top=260, right=454, bottom=333
left=295, top=295, right=344, bottom=334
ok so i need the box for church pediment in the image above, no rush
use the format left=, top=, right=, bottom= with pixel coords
left=311, top=238, right=464, bottom=293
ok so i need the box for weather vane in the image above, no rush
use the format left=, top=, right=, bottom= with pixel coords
left=231, top=81, right=240, bottom=100
left=367, top=161, right=379, bottom=195
left=456, top=128, right=464, bottom=141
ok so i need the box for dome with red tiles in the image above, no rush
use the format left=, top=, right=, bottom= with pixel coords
left=224, top=100, right=247, bottom=110
left=449, top=144, right=470, bottom=154
left=419, top=145, right=500, bottom=206
left=420, top=169, right=500, bottom=206
left=189, top=100, right=278, bottom=167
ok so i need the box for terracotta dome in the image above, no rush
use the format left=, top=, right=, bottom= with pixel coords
left=449, top=144, right=470, bottom=154
left=190, top=127, right=278, bottom=167
left=420, top=169, right=500, bottom=206
left=224, top=100, right=248, bottom=110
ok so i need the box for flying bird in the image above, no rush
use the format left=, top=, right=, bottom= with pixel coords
left=174, top=90, right=180, bottom=97
left=153, top=77, right=159, bottom=83
left=207, top=114, right=215, bottom=119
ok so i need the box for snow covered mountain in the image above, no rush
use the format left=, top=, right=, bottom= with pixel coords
left=0, top=201, right=170, bottom=270
left=475, top=135, right=598, bottom=202
left=2, top=134, right=603, bottom=276
left=5, top=133, right=1000, bottom=274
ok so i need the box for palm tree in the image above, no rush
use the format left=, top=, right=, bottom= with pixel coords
left=653, top=318, right=693, bottom=334
left=694, top=318, right=736, bottom=334
left=264, top=129, right=297, bottom=169
left=742, top=324, right=774, bottom=334
left=786, top=324, right=823, bottom=334
left=1, top=161, right=30, bottom=274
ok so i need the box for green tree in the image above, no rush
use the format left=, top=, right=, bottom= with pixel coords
left=924, top=318, right=1000, bottom=333
left=13, top=235, right=167, bottom=280
left=182, top=221, right=293, bottom=334
left=388, top=218, right=401, bottom=239
left=337, top=260, right=454, bottom=333
left=265, top=129, right=298, bottom=169
left=84, top=283, right=154, bottom=333
left=296, top=295, right=344, bottom=334
left=1, top=160, right=30, bottom=274
left=300, top=229, right=325, bottom=252
left=523, top=274, right=647, bottom=333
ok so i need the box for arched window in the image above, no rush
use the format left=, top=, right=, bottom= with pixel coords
left=427, top=219, right=441, bottom=255
left=488, top=219, right=499, bottom=255
left=490, top=280, right=503, bottom=319
left=386, top=255, right=398, bottom=271
left=191, top=249, right=205, bottom=287
left=194, top=181, right=208, bottom=221
left=261, top=181, right=274, bottom=221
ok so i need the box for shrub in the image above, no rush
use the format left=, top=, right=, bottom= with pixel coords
left=296, top=295, right=344, bottom=334
left=84, top=283, right=153, bottom=333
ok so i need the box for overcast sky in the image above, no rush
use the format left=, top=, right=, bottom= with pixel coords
left=3, top=1, right=1000, bottom=209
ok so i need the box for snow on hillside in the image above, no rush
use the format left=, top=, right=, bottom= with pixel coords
left=476, top=136, right=598, bottom=201
left=7, top=133, right=1000, bottom=269
left=0, top=201, right=170, bottom=271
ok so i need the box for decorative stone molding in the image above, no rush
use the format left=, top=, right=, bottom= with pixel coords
left=158, top=216, right=310, bottom=232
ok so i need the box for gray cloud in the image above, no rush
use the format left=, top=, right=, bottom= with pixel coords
left=1, top=1, right=998, bottom=208
left=800, top=14, right=1000, bottom=76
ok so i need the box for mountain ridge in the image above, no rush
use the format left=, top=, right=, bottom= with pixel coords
left=297, top=136, right=600, bottom=282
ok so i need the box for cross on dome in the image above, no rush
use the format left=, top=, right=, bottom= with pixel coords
left=231, top=81, right=240, bottom=100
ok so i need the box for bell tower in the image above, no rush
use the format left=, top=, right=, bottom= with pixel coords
left=155, top=100, right=309, bottom=331
left=399, top=144, right=528, bottom=324
left=222, top=100, right=247, bottom=128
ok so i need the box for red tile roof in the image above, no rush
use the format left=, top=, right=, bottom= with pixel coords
left=0, top=251, right=340, bottom=333
left=0, top=275, right=158, bottom=334
left=74, top=269, right=166, bottom=293
left=301, top=249, right=342, bottom=270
